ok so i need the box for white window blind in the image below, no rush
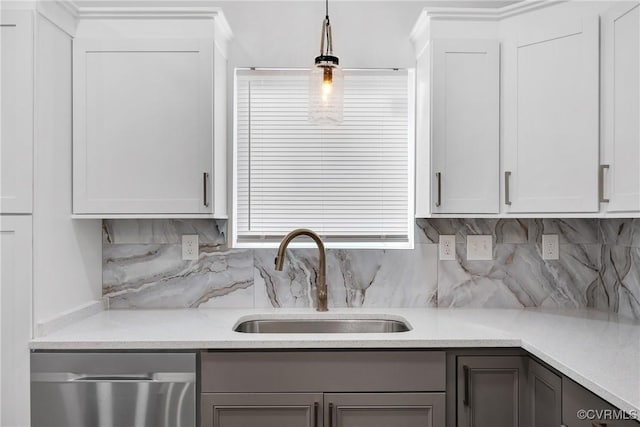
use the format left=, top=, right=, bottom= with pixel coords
left=233, top=68, right=414, bottom=248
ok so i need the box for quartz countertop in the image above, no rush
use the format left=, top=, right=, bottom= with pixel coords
left=30, top=307, right=640, bottom=418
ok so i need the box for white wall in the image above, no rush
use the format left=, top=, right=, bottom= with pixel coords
left=32, top=13, right=102, bottom=330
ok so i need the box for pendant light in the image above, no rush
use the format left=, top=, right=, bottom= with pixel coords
left=309, top=0, right=344, bottom=124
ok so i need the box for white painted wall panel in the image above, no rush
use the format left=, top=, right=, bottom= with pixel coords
left=0, top=215, right=32, bottom=427
left=32, top=15, right=102, bottom=326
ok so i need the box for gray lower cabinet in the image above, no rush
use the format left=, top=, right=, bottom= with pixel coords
left=201, top=392, right=445, bottom=427
left=200, top=351, right=447, bottom=427
left=529, top=359, right=562, bottom=427
left=327, top=393, right=445, bottom=427
left=562, top=377, right=640, bottom=427
left=200, top=351, right=639, bottom=427
left=457, top=356, right=528, bottom=427
left=201, top=393, right=323, bottom=427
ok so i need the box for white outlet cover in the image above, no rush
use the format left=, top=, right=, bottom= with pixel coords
left=467, top=235, right=493, bottom=260
left=182, top=235, right=199, bottom=260
left=439, top=235, right=456, bottom=260
left=542, top=234, right=559, bottom=260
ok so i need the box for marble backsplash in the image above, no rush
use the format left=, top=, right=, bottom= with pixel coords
left=102, top=218, right=640, bottom=319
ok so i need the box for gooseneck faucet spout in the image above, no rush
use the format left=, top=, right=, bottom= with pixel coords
left=274, top=228, right=328, bottom=312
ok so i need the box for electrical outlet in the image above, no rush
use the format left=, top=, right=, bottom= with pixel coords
left=467, top=235, right=493, bottom=260
left=182, top=235, right=199, bottom=260
left=542, top=234, right=559, bottom=260
left=439, top=235, right=456, bottom=260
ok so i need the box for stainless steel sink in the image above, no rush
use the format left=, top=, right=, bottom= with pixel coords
left=233, top=318, right=411, bottom=333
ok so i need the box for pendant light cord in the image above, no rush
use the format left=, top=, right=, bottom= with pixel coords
left=318, top=0, right=334, bottom=57
left=324, top=0, right=332, bottom=56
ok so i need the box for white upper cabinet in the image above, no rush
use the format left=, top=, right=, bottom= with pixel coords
left=601, top=2, right=640, bottom=212
left=1, top=11, right=33, bottom=214
left=431, top=39, right=500, bottom=214
left=411, top=13, right=500, bottom=217
left=502, top=7, right=600, bottom=213
left=72, top=13, right=231, bottom=218
left=413, top=2, right=634, bottom=217
left=73, top=39, right=214, bottom=215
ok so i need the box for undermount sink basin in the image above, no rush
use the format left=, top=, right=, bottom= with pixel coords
left=233, top=317, right=412, bottom=334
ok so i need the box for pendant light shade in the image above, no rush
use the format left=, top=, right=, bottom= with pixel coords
left=309, top=0, right=344, bottom=124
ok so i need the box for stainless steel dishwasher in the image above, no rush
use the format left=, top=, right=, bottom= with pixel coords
left=31, top=352, right=196, bottom=427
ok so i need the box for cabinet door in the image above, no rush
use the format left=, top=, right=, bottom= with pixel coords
left=326, top=393, right=445, bottom=427
left=529, top=360, right=561, bottom=427
left=431, top=39, right=500, bottom=214
left=201, top=393, right=323, bottom=427
left=562, top=377, right=640, bottom=426
left=504, top=13, right=600, bottom=213
left=601, top=2, right=640, bottom=212
left=0, top=216, right=32, bottom=427
left=73, top=38, right=214, bottom=215
left=457, top=356, right=528, bottom=427
left=1, top=11, right=33, bottom=213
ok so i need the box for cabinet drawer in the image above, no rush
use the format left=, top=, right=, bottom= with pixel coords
left=201, top=350, right=446, bottom=393
left=326, top=392, right=445, bottom=427
left=201, top=393, right=322, bottom=427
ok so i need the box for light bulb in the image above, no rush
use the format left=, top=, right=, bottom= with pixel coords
left=321, top=66, right=333, bottom=103
left=322, top=81, right=332, bottom=103
left=323, top=66, right=333, bottom=84
left=309, top=60, right=343, bottom=123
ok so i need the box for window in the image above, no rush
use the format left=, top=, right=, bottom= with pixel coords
left=233, top=68, right=414, bottom=248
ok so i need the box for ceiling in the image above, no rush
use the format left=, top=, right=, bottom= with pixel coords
left=72, top=0, right=523, bottom=8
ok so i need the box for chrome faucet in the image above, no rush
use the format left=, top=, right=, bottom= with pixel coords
left=274, top=228, right=328, bottom=312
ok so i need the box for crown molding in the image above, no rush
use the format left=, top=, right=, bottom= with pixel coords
left=425, top=1, right=561, bottom=21
left=410, top=1, right=565, bottom=43
left=56, top=0, right=80, bottom=17
left=57, top=1, right=233, bottom=40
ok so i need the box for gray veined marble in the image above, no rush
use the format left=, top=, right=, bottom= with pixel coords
left=438, top=243, right=601, bottom=309
left=103, top=245, right=253, bottom=308
left=529, top=218, right=600, bottom=245
left=253, top=246, right=438, bottom=309
left=416, top=218, right=528, bottom=244
left=253, top=248, right=319, bottom=309
left=100, top=218, right=640, bottom=319
left=597, top=246, right=640, bottom=319
left=599, top=218, right=640, bottom=248
left=102, top=219, right=227, bottom=246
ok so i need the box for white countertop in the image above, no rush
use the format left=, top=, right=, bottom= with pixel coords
left=30, top=307, right=640, bottom=418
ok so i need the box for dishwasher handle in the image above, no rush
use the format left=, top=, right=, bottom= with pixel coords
left=75, top=374, right=153, bottom=382
left=32, top=372, right=196, bottom=383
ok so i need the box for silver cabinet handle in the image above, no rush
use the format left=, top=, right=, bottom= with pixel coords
left=328, top=402, right=334, bottom=427
left=203, top=172, right=210, bottom=207
left=599, top=164, right=610, bottom=203
left=505, top=171, right=512, bottom=206
left=435, top=172, right=442, bottom=207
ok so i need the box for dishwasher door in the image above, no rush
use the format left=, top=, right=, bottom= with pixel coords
left=31, top=352, right=196, bottom=427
